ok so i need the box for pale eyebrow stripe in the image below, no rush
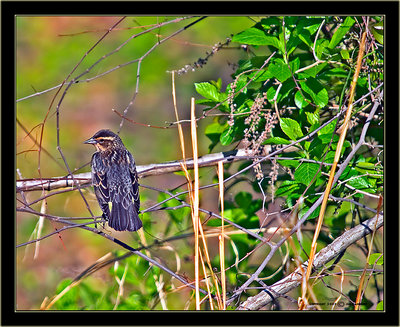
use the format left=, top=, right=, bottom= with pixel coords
left=96, top=136, right=115, bottom=141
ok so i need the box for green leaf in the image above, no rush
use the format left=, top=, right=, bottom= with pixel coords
left=205, top=120, right=226, bottom=135
left=319, top=67, right=350, bottom=79
left=232, top=27, right=282, bottom=49
left=309, top=136, right=324, bottom=158
left=346, top=175, right=371, bottom=190
left=54, top=279, right=79, bottom=309
left=266, top=85, right=278, bottom=103
left=250, top=55, right=274, bottom=68
left=220, top=127, right=234, bottom=146
left=299, top=204, right=320, bottom=220
left=229, top=73, right=248, bottom=93
left=195, top=98, right=217, bottom=106
left=328, top=17, right=356, bottom=49
left=210, top=78, right=222, bottom=90
left=318, top=119, right=337, bottom=136
left=355, top=161, right=380, bottom=176
left=194, top=82, right=222, bottom=102
left=325, top=211, right=347, bottom=234
left=277, top=159, right=300, bottom=168
left=370, top=21, right=383, bottom=45
left=368, top=253, right=383, bottom=265
left=280, top=117, right=304, bottom=140
left=289, top=56, right=301, bottom=73
left=236, top=58, right=253, bottom=72
left=275, top=180, right=303, bottom=197
left=263, top=136, right=292, bottom=145
left=340, top=49, right=350, bottom=60
left=157, top=192, right=191, bottom=225
left=324, top=151, right=336, bottom=164
left=223, top=208, right=259, bottom=229
left=294, top=90, right=310, bottom=109
left=267, top=80, right=295, bottom=103
left=315, top=39, right=329, bottom=59
left=286, top=33, right=302, bottom=55
left=376, top=301, right=384, bottom=310
left=339, top=165, right=375, bottom=192
left=299, top=77, right=329, bottom=108
left=298, top=30, right=313, bottom=47
left=268, top=59, right=292, bottom=82
left=248, top=69, right=273, bottom=82
left=347, top=290, right=374, bottom=310
left=301, top=17, right=325, bottom=35
left=305, top=112, right=320, bottom=126
left=246, top=199, right=263, bottom=215
left=318, top=133, right=338, bottom=144
left=356, top=161, right=376, bottom=170
left=294, top=162, right=321, bottom=185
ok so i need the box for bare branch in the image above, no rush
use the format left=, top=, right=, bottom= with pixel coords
left=237, top=212, right=383, bottom=310
left=16, top=148, right=254, bottom=192
left=17, top=103, right=350, bottom=193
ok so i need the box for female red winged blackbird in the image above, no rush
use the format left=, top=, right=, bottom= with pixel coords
left=84, top=129, right=142, bottom=231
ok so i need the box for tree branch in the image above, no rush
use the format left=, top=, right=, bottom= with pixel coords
left=17, top=103, right=351, bottom=193
left=237, top=213, right=383, bottom=310
left=16, top=149, right=250, bottom=192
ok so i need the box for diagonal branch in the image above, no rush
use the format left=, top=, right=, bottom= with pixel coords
left=237, top=212, right=383, bottom=310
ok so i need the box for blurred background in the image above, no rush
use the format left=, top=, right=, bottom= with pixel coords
left=16, top=16, right=383, bottom=311
left=16, top=16, right=255, bottom=310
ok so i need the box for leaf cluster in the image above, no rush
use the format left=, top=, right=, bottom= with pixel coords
left=193, top=16, right=383, bottom=308
left=196, top=15, right=383, bottom=212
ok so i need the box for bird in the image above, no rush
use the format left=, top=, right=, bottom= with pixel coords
left=84, top=129, right=142, bottom=232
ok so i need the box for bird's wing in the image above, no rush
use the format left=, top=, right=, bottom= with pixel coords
left=106, top=153, right=142, bottom=231
left=91, top=153, right=110, bottom=218
left=127, top=151, right=140, bottom=213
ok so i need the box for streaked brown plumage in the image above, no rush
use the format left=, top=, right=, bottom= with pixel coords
left=84, top=129, right=142, bottom=231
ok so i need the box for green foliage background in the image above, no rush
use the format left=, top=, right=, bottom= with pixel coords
left=16, top=16, right=383, bottom=311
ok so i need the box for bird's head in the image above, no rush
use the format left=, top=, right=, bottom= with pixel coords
left=84, top=129, right=122, bottom=152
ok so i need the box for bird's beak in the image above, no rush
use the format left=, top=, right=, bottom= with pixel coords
left=83, top=137, right=97, bottom=145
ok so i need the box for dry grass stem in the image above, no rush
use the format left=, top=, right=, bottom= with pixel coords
left=190, top=98, right=201, bottom=310
left=218, top=161, right=226, bottom=309
left=301, top=31, right=367, bottom=309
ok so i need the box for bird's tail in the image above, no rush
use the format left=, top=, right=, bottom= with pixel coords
left=109, top=203, right=142, bottom=232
